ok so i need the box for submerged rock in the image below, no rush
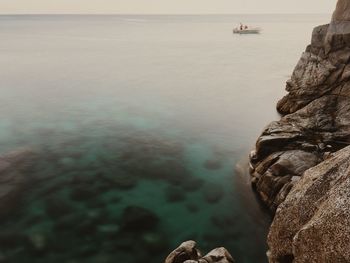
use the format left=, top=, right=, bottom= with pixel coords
left=203, top=183, right=224, bottom=204
left=0, top=148, right=37, bottom=219
left=165, top=186, right=187, bottom=203
left=119, top=205, right=159, bottom=233
left=141, top=231, right=168, bottom=252
left=45, top=197, right=74, bottom=219
left=164, top=240, right=235, bottom=263
left=27, top=232, right=48, bottom=253
left=204, top=159, right=222, bottom=170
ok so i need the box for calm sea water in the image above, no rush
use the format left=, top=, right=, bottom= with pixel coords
left=0, top=14, right=329, bottom=263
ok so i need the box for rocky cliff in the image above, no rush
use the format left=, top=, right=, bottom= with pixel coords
left=164, top=1, right=350, bottom=262
left=268, top=145, right=350, bottom=263
left=250, top=1, right=350, bottom=212
left=250, top=0, right=350, bottom=262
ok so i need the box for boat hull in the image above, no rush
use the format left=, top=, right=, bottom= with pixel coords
left=233, top=29, right=261, bottom=34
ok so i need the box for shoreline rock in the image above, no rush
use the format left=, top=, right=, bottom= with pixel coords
left=250, top=1, right=350, bottom=212
left=164, top=241, right=235, bottom=263
left=247, top=1, right=350, bottom=262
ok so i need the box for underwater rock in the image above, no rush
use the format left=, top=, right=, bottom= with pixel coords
left=0, top=252, right=6, bottom=263
left=45, top=197, right=74, bottom=219
left=210, top=214, right=236, bottom=230
left=180, top=176, right=205, bottom=192
left=101, top=172, right=138, bottom=190
left=141, top=231, right=168, bottom=252
left=27, top=233, right=48, bottom=253
left=0, top=230, right=25, bottom=249
left=203, top=183, right=224, bottom=204
left=0, top=148, right=38, bottom=218
left=58, top=157, right=76, bottom=170
left=70, top=185, right=97, bottom=201
left=97, top=224, right=120, bottom=235
left=204, top=159, right=222, bottom=170
left=165, top=186, right=186, bottom=203
left=164, top=241, right=235, bottom=263
left=119, top=205, right=159, bottom=233
left=186, top=203, right=199, bottom=213
left=53, top=213, right=87, bottom=232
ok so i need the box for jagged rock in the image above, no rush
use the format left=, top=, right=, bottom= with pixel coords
left=165, top=241, right=201, bottom=263
left=332, top=0, right=350, bottom=21
left=249, top=2, right=350, bottom=262
left=250, top=1, right=350, bottom=211
left=267, top=146, right=350, bottom=263
left=164, top=241, right=235, bottom=263
left=201, top=247, right=235, bottom=263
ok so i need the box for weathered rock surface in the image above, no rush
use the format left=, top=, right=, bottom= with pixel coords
left=250, top=0, right=350, bottom=212
left=268, top=145, right=350, bottom=263
left=249, top=1, right=350, bottom=262
left=332, top=0, right=350, bottom=21
left=164, top=241, right=235, bottom=263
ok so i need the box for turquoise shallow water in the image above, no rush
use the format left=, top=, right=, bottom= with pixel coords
left=0, top=14, right=330, bottom=263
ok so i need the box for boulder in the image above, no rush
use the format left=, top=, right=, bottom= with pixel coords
left=267, top=146, right=350, bottom=263
left=165, top=241, right=200, bottom=263
left=165, top=241, right=235, bottom=263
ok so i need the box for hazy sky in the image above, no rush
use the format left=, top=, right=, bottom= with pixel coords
left=0, top=0, right=336, bottom=14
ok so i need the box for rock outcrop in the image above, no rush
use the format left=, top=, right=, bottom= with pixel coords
left=268, top=146, right=350, bottom=263
left=166, top=2, right=350, bottom=263
left=250, top=0, right=350, bottom=212
left=250, top=0, right=350, bottom=262
left=164, top=241, right=235, bottom=263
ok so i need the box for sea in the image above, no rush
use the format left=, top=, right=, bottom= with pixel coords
left=0, top=14, right=330, bottom=263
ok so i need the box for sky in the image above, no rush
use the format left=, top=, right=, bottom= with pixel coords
left=0, top=0, right=336, bottom=14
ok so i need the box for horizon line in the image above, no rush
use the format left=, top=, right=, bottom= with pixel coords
left=0, top=12, right=332, bottom=16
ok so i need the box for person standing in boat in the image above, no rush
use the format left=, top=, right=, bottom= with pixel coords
left=240, top=23, right=243, bottom=30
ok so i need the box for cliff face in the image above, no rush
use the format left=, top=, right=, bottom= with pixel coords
left=251, top=1, right=350, bottom=262
left=164, top=1, right=350, bottom=262
left=250, top=2, right=350, bottom=212
left=268, top=146, right=350, bottom=263
left=332, top=0, right=350, bottom=21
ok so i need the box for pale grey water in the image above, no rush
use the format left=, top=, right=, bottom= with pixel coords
left=0, top=14, right=330, bottom=263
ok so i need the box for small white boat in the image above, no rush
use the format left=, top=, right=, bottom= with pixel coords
left=233, top=27, right=261, bottom=34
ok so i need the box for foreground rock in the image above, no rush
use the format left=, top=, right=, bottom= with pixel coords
left=268, top=146, right=350, bottom=263
left=250, top=0, right=350, bottom=212
left=165, top=241, right=235, bottom=263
